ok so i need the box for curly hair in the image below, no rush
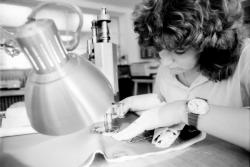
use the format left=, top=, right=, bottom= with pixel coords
left=133, top=0, right=247, bottom=81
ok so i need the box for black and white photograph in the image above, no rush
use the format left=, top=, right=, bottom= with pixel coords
left=0, top=0, right=249, bottom=167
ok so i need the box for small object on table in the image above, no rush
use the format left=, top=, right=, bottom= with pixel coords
left=91, top=102, right=124, bottom=134
left=104, top=107, right=113, bottom=132
left=152, top=127, right=181, bottom=148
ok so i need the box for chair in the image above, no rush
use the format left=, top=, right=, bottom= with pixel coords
left=131, top=76, right=155, bottom=95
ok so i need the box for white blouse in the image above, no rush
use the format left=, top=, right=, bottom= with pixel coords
left=154, top=38, right=250, bottom=107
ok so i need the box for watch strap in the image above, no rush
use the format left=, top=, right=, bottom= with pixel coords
left=188, top=112, right=199, bottom=128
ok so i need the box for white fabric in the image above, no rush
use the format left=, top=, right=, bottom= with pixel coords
left=154, top=38, right=250, bottom=107
left=0, top=102, right=37, bottom=137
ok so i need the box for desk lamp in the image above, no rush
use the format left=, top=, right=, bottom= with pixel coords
left=14, top=2, right=114, bottom=135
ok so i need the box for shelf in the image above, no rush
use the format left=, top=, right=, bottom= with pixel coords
left=0, top=88, right=25, bottom=97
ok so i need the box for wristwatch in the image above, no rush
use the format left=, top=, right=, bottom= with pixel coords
left=186, top=97, right=209, bottom=128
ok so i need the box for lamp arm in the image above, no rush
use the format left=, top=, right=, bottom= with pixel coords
left=27, top=2, right=83, bottom=51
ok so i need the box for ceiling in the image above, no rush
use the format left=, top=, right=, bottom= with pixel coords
left=0, top=0, right=143, bottom=9
left=84, top=0, right=142, bottom=8
left=1, top=0, right=248, bottom=8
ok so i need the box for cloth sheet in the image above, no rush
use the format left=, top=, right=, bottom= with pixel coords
left=0, top=102, right=37, bottom=137
left=2, top=113, right=206, bottom=167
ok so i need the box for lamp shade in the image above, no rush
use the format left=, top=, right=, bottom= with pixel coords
left=16, top=19, right=114, bottom=135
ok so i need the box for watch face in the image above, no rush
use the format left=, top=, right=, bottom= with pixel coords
left=188, top=98, right=209, bottom=114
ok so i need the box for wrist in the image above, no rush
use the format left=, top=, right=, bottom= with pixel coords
left=179, top=100, right=188, bottom=124
left=122, top=97, right=132, bottom=110
left=186, top=98, right=210, bottom=128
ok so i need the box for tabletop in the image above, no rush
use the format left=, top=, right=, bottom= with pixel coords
left=0, top=129, right=249, bottom=167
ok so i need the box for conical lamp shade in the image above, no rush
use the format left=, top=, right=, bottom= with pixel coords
left=16, top=19, right=114, bottom=135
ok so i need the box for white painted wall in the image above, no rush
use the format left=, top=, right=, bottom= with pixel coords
left=0, top=0, right=144, bottom=64
left=119, top=13, right=140, bottom=63
left=33, top=0, right=143, bottom=63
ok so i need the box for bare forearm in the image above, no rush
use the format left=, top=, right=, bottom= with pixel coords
left=197, top=105, right=250, bottom=151
left=125, top=93, right=163, bottom=111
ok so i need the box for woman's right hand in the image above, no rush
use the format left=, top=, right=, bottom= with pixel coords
left=114, top=93, right=164, bottom=118
left=111, top=100, right=186, bottom=141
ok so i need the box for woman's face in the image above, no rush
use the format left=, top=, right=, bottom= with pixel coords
left=159, top=48, right=199, bottom=74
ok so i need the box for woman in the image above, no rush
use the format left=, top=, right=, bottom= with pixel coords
left=111, top=0, right=250, bottom=151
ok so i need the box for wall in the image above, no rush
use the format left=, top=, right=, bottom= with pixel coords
left=33, top=0, right=142, bottom=64
left=118, top=13, right=141, bottom=63
left=66, top=0, right=142, bottom=63
left=0, top=0, right=143, bottom=65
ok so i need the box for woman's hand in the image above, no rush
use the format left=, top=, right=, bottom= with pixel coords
left=111, top=100, right=187, bottom=141
left=114, top=93, right=164, bottom=118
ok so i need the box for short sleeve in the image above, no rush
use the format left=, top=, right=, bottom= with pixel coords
left=239, top=38, right=250, bottom=106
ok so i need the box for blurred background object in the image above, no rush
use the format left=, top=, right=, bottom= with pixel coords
left=0, top=26, right=21, bottom=57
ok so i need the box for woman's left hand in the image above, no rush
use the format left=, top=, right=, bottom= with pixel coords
left=111, top=100, right=187, bottom=141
